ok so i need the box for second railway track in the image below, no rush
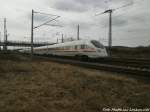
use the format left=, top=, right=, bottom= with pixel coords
left=34, top=55, right=150, bottom=77
left=92, top=57, right=150, bottom=69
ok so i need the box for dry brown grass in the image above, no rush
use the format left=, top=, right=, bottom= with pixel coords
left=0, top=53, right=150, bottom=112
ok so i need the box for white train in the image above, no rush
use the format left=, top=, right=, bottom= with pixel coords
left=20, top=39, right=108, bottom=58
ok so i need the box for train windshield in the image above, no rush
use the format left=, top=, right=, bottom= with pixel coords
left=91, top=40, right=104, bottom=49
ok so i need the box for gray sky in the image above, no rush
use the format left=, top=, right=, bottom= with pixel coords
left=0, top=0, right=150, bottom=46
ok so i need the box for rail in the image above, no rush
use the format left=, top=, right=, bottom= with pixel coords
left=33, top=55, right=150, bottom=77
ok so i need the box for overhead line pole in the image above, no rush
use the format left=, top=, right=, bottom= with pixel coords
left=108, top=10, right=112, bottom=56
left=62, top=34, right=64, bottom=43
left=4, top=18, right=6, bottom=51
left=0, top=32, right=1, bottom=51
left=31, top=9, right=34, bottom=59
left=57, top=38, right=58, bottom=43
left=77, top=24, right=80, bottom=40
left=3, top=18, right=8, bottom=51
left=95, top=2, right=133, bottom=57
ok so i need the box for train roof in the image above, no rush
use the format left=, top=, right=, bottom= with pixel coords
left=27, top=39, right=105, bottom=50
left=34, top=39, right=93, bottom=50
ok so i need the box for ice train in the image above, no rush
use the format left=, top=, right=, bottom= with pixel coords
left=20, top=39, right=108, bottom=58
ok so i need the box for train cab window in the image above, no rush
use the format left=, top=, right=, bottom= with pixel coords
left=91, top=40, right=104, bottom=49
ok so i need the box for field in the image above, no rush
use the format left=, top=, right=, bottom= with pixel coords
left=0, top=53, right=150, bottom=112
left=111, top=46, right=150, bottom=59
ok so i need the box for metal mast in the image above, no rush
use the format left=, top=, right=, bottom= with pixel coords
left=0, top=32, right=1, bottom=51
left=31, top=9, right=34, bottom=58
left=95, top=2, right=133, bottom=56
left=4, top=18, right=7, bottom=51
left=62, top=34, right=64, bottom=43
left=30, top=10, right=60, bottom=59
left=108, top=10, right=112, bottom=56
left=77, top=24, right=80, bottom=40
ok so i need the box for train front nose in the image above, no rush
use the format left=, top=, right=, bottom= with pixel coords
left=97, top=49, right=108, bottom=57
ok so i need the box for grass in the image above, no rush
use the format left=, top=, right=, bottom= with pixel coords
left=0, top=53, right=150, bottom=112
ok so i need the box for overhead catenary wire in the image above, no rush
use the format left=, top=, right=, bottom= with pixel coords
left=113, top=2, right=134, bottom=11
left=95, top=1, right=133, bottom=16
left=30, top=9, right=61, bottom=58
left=34, top=16, right=60, bottom=29
left=34, top=11, right=60, bottom=17
left=45, top=23, right=63, bottom=27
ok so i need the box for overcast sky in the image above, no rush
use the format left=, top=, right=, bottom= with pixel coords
left=0, top=0, right=150, bottom=47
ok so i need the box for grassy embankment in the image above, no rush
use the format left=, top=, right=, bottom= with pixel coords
left=0, top=53, right=150, bottom=112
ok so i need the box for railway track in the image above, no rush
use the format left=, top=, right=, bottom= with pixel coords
left=92, top=57, right=150, bottom=69
left=44, top=55, right=150, bottom=69
left=35, top=55, right=150, bottom=77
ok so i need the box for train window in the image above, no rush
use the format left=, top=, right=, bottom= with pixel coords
left=68, top=46, right=71, bottom=50
left=87, top=45, right=92, bottom=49
left=81, top=45, right=85, bottom=49
left=77, top=45, right=80, bottom=49
left=63, top=46, right=66, bottom=50
left=64, top=46, right=71, bottom=50
left=85, top=45, right=90, bottom=49
left=66, top=47, right=68, bottom=50
left=71, top=46, right=74, bottom=50
left=54, top=47, right=58, bottom=50
left=74, top=45, right=78, bottom=50
left=91, top=40, right=104, bottom=49
left=62, top=47, right=65, bottom=50
left=60, top=47, right=63, bottom=50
